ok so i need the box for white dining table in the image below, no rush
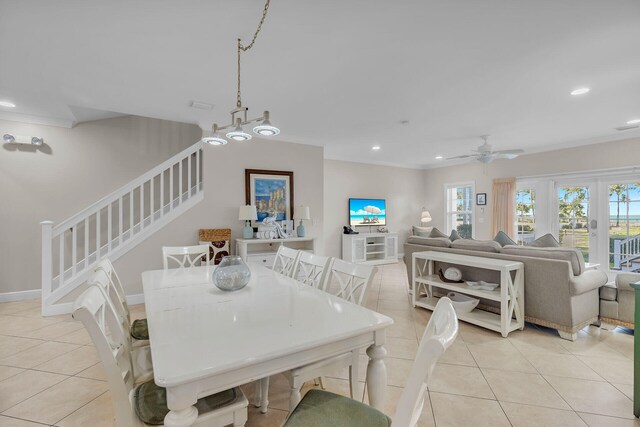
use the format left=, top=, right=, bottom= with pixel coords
left=142, top=262, right=394, bottom=426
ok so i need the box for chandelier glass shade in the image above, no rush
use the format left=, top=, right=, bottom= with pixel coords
left=203, top=0, right=280, bottom=146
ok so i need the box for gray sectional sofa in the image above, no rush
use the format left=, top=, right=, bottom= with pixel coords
left=599, top=272, right=640, bottom=329
left=404, top=235, right=609, bottom=340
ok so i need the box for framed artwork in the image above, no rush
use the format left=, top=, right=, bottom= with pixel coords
left=245, top=169, right=294, bottom=224
left=476, top=193, right=487, bottom=205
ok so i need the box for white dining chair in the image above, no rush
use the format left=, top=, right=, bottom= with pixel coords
left=283, top=297, right=459, bottom=427
left=73, top=286, right=248, bottom=427
left=94, top=258, right=149, bottom=344
left=291, top=252, right=333, bottom=289
left=322, top=258, right=376, bottom=305
left=162, top=245, right=210, bottom=269
left=272, top=246, right=300, bottom=277
left=282, top=259, right=377, bottom=411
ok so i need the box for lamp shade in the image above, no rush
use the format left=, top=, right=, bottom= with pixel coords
left=421, top=210, right=432, bottom=223
left=293, top=206, right=311, bottom=220
left=239, top=205, right=258, bottom=221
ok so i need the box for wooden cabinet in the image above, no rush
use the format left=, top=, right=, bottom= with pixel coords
left=342, top=233, right=398, bottom=265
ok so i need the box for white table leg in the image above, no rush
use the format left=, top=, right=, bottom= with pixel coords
left=366, top=340, right=387, bottom=411
left=164, top=407, right=198, bottom=427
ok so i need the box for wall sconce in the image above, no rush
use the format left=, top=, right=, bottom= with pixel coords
left=3, top=134, right=44, bottom=146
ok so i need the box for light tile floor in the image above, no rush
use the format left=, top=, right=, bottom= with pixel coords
left=0, top=262, right=638, bottom=426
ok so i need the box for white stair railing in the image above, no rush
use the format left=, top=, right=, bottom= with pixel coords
left=614, top=233, right=640, bottom=271
left=41, top=141, right=204, bottom=315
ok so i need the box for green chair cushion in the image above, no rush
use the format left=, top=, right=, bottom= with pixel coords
left=284, top=389, right=391, bottom=427
left=131, top=318, right=149, bottom=340
left=133, top=380, right=237, bottom=425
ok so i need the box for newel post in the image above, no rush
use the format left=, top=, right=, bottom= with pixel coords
left=41, top=221, right=53, bottom=315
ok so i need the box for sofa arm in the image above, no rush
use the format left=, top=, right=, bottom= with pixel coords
left=569, top=270, right=608, bottom=296
left=615, top=272, right=640, bottom=293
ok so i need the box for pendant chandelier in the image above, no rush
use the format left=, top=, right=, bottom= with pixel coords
left=203, top=0, right=280, bottom=146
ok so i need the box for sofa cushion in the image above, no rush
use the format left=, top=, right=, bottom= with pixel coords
left=494, top=231, right=516, bottom=247
left=429, top=227, right=448, bottom=238
left=529, top=233, right=560, bottom=248
left=600, top=282, right=617, bottom=301
left=451, top=239, right=501, bottom=253
left=406, top=236, right=452, bottom=247
left=412, top=225, right=432, bottom=237
left=501, top=245, right=585, bottom=275
left=449, top=230, right=462, bottom=241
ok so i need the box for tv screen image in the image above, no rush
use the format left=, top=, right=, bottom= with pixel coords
left=349, top=198, right=386, bottom=226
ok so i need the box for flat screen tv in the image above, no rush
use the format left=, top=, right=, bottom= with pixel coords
left=349, top=198, right=386, bottom=226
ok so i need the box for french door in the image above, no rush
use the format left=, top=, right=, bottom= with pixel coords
left=554, top=182, right=598, bottom=263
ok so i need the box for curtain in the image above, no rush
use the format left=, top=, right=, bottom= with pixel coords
left=491, top=177, right=516, bottom=238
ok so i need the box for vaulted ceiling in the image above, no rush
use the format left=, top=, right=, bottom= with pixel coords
left=1, top=0, right=639, bottom=168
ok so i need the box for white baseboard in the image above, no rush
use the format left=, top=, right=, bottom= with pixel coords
left=0, top=289, right=41, bottom=303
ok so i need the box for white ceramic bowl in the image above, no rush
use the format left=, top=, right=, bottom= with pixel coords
left=446, top=292, right=479, bottom=314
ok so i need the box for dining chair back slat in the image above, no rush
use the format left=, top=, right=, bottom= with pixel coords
left=94, top=258, right=131, bottom=323
left=162, top=245, right=210, bottom=269
left=392, top=297, right=458, bottom=427
left=292, top=252, right=332, bottom=289
left=322, top=258, right=376, bottom=305
left=272, top=246, right=300, bottom=277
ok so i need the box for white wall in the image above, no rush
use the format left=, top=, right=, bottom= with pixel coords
left=324, top=159, right=426, bottom=258
left=424, top=137, right=640, bottom=239
left=113, top=138, right=325, bottom=295
left=0, top=116, right=201, bottom=295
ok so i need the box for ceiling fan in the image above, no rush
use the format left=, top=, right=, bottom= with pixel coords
left=447, top=135, right=524, bottom=164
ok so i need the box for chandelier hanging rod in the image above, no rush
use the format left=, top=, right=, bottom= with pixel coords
left=204, top=0, right=279, bottom=146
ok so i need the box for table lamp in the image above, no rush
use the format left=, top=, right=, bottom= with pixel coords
left=293, top=206, right=311, bottom=237
left=421, top=209, right=432, bottom=224
left=239, top=205, right=257, bottom=239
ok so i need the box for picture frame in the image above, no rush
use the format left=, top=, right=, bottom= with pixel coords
left=245, top=169, right=294, bottom=225
left=476, top=193, right=487, bottom=205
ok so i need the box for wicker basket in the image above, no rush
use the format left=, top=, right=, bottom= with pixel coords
left=199, top=229, right=231, bottom=242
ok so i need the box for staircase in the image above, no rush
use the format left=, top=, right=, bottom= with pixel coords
left=40, top=141, right=204, bottom=316
left=613, top=234, right=640, bottom=272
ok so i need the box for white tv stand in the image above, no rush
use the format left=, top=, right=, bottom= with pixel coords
left=342, top=232, right=398, bottom=265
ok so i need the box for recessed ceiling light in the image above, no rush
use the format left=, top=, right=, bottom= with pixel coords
left=570, top=87, right=590, bottom=96
left=435, top=155, right=443, bottom=160
left=627, top=118, right=640, bottom=125
left=0, top=100, right=16, bottom=108
left=372, top=146, right=381, bottom=150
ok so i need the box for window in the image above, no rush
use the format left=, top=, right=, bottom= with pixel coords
left=558, top=186, right=591, bottom=262
left=608, top=183, right=640, bottom=271
left=445, top=183, right=474, bottom=238
left=515, top=189, right=536, bottom=245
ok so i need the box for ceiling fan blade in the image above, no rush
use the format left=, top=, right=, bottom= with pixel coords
left=494, top=153, right=520, bottom=160
left=493, top=149, right=525, bottom=155
left=446, top=154, right=476, bottom=160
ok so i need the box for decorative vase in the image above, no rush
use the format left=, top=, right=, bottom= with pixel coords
left=212, top=256, right=251, bottom=291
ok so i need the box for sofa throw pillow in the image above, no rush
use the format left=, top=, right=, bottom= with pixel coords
left=529, top=233, right=560, bottom=248
left=429, top=227, right=448, bottom=238
left=449, top=229, right=462, bottom=241
left=494, top=231, right=516, bottom=247
left=412, top=225, right=432, bottom=237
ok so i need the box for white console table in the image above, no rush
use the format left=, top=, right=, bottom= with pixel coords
left=412, top=251, right=524, bottom=337
left=236, top=237, right=315, bottom=266
left=342, top=232, right=398, bottom=265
